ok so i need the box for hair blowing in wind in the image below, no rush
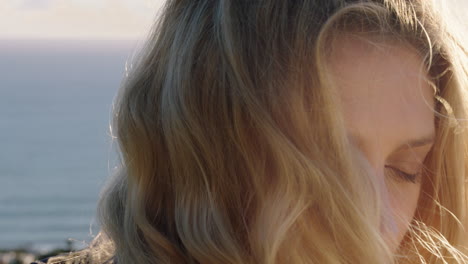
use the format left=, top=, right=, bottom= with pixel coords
left=92, top=0, right=468, bottom=263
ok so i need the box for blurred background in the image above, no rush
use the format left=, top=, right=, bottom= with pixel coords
left=0, top=0, right=166, bottom=260
left=0, top=0, right=466, bottom=263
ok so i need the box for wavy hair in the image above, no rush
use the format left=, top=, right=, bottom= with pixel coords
left=92, top=0, right=468, bottom=263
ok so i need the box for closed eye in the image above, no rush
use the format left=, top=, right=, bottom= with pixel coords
left=384, top=165, right=421, bottom=184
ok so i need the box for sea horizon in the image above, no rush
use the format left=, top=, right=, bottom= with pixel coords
left=0, top=37, right=136, bottom=252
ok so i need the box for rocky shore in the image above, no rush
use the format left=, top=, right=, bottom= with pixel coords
left=0, top=241, right=75, bottom=264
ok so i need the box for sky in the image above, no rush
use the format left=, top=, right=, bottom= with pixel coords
left=0, top=0, right=166, bottom=40
left=0, top=0, right=466, bottom=41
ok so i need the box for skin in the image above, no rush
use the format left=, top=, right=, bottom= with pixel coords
left=328, top=35, right=435, bottom=253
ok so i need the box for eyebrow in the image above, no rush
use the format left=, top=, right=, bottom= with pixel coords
left=394, top=133, right=435, bottom=151
left=349, top=133, right=435, bottom=152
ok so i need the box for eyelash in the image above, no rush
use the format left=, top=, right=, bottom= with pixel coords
left=384, top=166, right=421, bottom=184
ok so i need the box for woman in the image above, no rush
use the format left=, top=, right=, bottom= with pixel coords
left=34, top=0, right=468, bottom=263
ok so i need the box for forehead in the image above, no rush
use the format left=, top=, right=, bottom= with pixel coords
left=327, top=35, right=435, bottom=153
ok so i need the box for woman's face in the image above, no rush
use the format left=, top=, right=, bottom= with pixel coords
left=328, top=35, right=435, bottom=252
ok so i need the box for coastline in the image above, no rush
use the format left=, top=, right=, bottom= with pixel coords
left=0, top=240, right=82, bottom=264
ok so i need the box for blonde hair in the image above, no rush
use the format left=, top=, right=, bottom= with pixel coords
left=93, top=0, right=468, bottom=263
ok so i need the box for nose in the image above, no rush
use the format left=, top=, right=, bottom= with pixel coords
left=367, top=165, right=399, bottom=251
left=356, top=154, right=400, bottom=241
left=350, top=142, right=404, bottom=250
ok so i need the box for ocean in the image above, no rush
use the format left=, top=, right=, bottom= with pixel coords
left=0, top=38, right=140, bottom=252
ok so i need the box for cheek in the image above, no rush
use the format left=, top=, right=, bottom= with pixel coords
left=385, top=180, right=422, bottom=249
